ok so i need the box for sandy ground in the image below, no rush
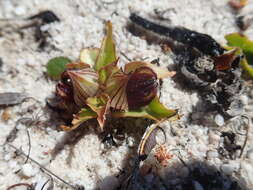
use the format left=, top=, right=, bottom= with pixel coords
left=0, top=0, right=253, bottom=189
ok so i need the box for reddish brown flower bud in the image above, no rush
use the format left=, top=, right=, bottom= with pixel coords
left=126, top=66, right=158, bottom=109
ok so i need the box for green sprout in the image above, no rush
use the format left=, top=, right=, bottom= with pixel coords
left=225, top=33, right=253, bottom=79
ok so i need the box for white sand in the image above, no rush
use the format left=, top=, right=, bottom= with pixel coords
left=0, top=0, right=253, bottom=189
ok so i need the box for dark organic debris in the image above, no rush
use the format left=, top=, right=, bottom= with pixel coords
left=0, top=57, right=3, bottom=72
left=218, top=131, right=242, bottom=159
left=102, top=133, right=118, bottom=148
left=228, top=0, right=248, bottom=10
left=27, top=10, right=60, bottom=50
left=129, top=13, right=244, bottom=118
left=28, top=10, right=60, bottom=24
left=122, top=124, right=166, bottom=189
left=0, top=92, right=27, bottom=107
left=0, top=10, right=60, bottom=50
left=236, top=15, right=252, bottom=31
left=129, top=13, right=224, bottom=57
left=120, top=161, right=243, bottom=190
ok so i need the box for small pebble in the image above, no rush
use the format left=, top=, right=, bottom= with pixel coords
left=247, top=148, right=253, bottom=160
left=206, top=150, right=219, bottom=159
left=4, top=153, right=12, bottom=161
left=21, top=163, right=38, bottom=178
left=208, top=131, right=220, bottom=146
left=240, top=161, right=253, bottom=185
left=214, top=114, right=224, bottom=126
left=8, top=160, right=19, bottom=170
left=221, top=162, right=240, bottom=175
left=126, top=136, right=135, bottom=148
left=14, top=6, right=27, bottom=15
left=240, top=95, right=248, bottom=105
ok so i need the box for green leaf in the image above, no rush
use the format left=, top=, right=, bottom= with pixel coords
left=225, top=33, right=253, bottom=64
left=61, top=108, right=97, bottom=131
left=80, top=48, right=99, bottom=67
left=240, top=58, right=253, bottom=79
left=95, top=21, right=117, bottom=73
left=86, top=94, right=110, bottom=130
left=47, top=57, right=71, bottom=80
left=145, top=96, right=178, bottom=120
left=112, top=96, right=178, bottom=121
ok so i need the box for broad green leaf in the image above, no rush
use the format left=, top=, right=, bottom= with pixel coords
left=80, top=48, right=99, bottom=67
left=225, top=33, right=253, bottom=64
left=145, top=96, right=178, bottom=120
left=47, top=57, right=71, bottom=80
left=95, top=21, right=117, bottom=76
left=112, top=96, right=178, bottom=121
left=61, top=108, right=97, bottom=131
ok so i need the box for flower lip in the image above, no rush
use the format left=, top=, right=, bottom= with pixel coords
left=61, top=71, right=73, bottom=87
left=56, top=71, right=74, bottom=101
left=126, top=66, right=158, bottom=109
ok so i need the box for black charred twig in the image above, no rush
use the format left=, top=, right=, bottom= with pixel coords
left=129, top=13, right=225, bottom=57
left=27, top=10, right=60, bottom=24
left=41, top=179, right=51, bottom=190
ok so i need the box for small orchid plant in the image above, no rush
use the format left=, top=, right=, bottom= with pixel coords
left=47, top=21, right=178, bottom=132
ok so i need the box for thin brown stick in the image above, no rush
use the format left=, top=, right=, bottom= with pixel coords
left=6, top=183, right=32, bottom=190
left=24, top=129, right=31, bottom=164
left=5, top=143, right=77, bottom=190
left=239, top=115, right=251, bottom=158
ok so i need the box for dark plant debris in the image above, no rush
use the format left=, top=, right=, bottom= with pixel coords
left=0, top=10, right=60, bottom=50
left=27, top=10, right=60, bottom=24
left=218, top=131, right=242, bottom=160
left=236, top=15, right=252, bottom=31
left=228, top=0, right=248, bottom=11
left=129, top=13, right=244, bottom=118
left=120, top=161, right=243, bottom=190
left=0, top=57, right=3, bottom=72
left=26, top=10, right=60, bottom=50
left=0, top=92, right=27, bottom=107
